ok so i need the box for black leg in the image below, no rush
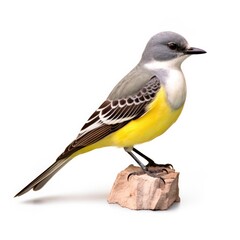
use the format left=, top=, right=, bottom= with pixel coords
left=132, top=147, right=173, bottom=169
left=126, top=151, right=147, bottom=172
left=124, top=147, right=167, bottom=181
left=132, top=147, right=155, bottom=165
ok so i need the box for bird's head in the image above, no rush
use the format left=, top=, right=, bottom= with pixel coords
left=142, top=31, right=206, bottom=68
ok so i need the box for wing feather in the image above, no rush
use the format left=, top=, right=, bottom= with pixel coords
left=57, top=76, right=161, bottom=160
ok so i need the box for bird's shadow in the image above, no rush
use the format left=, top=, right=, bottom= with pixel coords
left=20, top=192, right=181, bottom=211
left=22, top=192, right=108, bottom=205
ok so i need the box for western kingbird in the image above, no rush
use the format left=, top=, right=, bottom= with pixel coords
left=15, top=31, right=206, bottom=197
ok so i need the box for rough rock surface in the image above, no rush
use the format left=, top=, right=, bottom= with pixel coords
left=108, top=165, right=180, bottom=210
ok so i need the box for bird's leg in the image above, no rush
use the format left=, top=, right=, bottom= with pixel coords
left=125, top=150, right=148, bottom=172
left=124, top=147, right=167, bottom=181
left=132, top=147, right=173, bottom=169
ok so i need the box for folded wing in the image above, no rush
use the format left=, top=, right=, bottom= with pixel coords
left=57, top=76, right=161, bottom=160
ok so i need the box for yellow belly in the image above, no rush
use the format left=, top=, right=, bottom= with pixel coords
left=71, top=88, right=184, bottom=157
left=110, top=87, right=184, bottom=147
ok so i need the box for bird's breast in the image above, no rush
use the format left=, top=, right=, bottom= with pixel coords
left=161, top=69, right=187, bottom=110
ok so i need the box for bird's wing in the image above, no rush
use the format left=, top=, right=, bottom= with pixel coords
left=57, top=76, right=161, bottom=160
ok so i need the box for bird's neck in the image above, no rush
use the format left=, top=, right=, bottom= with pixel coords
left=143, top=58, right=187, bottom=109
left=143, top=54, right=189, bottom=70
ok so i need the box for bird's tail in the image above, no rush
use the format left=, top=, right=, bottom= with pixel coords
left=14, top=158, right=71, bottom=197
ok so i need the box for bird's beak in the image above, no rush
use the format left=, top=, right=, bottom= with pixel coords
left=184, top=47, right=206, bottom=55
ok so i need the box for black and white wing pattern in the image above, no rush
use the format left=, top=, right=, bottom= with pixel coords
left=57, top=76, right=161, bottom=160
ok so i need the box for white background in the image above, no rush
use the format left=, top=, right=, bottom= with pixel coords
left=0, top=0, right=239, bottom=239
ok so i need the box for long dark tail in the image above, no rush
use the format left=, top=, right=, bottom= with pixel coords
left=14, top=158, right=71, bottom=197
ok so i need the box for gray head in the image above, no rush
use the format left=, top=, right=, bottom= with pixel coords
left=141, top=31, right=206, bottom=63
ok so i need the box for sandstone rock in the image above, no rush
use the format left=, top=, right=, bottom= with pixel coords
left=108, top=165, right=180, bottom=210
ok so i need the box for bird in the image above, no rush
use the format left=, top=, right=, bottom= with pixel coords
left=15, top=31, right=206, bottom=197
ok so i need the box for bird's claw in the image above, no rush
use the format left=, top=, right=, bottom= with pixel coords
left=146, top=162, right=174, bottom=170
left=127, top=167, right=166, bottom=184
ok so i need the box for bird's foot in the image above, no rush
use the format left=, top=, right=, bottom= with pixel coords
left=127, top=166, right=167, bottom=183
left=146, top=161, right=174, bottom=170
left=131, top=147, right=174, bottom=170
left=125, top=147, right=173, bottom=183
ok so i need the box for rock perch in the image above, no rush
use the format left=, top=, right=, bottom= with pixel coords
left=108, top=165, right=180, bottom=210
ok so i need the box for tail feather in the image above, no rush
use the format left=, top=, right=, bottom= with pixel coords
left=14, top=158, right=70, bottom=197
left=33, top=160, right=69, bottom=191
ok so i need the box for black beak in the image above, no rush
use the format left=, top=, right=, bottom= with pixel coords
left=184, top=47, right=206, bottom=55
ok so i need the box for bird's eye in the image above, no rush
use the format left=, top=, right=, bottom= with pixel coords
left=167, top=42, right=178, bottom=50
